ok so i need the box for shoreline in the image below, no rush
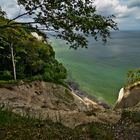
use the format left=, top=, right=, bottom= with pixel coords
left=65, top=79, right=112, bottom=109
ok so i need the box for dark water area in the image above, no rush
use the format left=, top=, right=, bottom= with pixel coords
left=50, top=31, right=140, bottom=105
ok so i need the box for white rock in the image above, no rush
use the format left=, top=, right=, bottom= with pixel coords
left=31, top=32, right=43, bottom=41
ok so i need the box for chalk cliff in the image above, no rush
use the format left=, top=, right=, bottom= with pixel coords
left=115, top=81, right=140, bottom=110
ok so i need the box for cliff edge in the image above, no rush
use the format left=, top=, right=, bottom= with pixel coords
left=114, top=81, right=140, bottom=110
left=0, top=81, right=119, bottom=128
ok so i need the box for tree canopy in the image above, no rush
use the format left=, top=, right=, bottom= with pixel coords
left=1, top=0, right=118, bottom=49
left=0, top=16, right=67, bottom=81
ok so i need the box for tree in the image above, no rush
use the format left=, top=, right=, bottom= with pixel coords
left=0, top=21, right=67, bottom=81
left=1, top=0, right=118, bottom=49
left=0, top=23, right=26, bottom=80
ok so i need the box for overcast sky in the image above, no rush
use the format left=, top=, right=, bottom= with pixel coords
left=0, top=0, right=140, bottom=30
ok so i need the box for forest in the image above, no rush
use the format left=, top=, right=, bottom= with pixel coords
left=0, top=14, right=67, bottom=83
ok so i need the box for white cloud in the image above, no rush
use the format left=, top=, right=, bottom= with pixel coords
left=0, top=0, right=26, bottom=19
left=93, top=0, right=140, bottom=30
left=94, top=0, right=129, bottom=17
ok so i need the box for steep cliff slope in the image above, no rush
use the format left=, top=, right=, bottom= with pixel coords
left=0, top=81, right=140, bottom=139
left=115, top=81, right=140, bottom=110
left=0, top=81, right=119, bottom=128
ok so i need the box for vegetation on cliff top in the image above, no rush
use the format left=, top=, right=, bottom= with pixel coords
left=127, top=68, right=140, bottom=85
left=0, top=15, right=67, bottom=83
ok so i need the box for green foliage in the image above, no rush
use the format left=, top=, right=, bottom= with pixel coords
left=127, top=68, right=140, bottom=85
left=43, top=61, right=67, bottom=82
left=0, top=80, right=18, bottom=86
left=1, top=0, right=118, bottom=48
left=122, top=110, right=140, bottom=123
left=87, top=124, right=114, bottom=140
left=28, top=75, right=43, bottom=81
left=0, top=16, right=67, bottom=82
left=0, top=109, right=77, bottom=140
left=0, top=71, right=12, bottom=80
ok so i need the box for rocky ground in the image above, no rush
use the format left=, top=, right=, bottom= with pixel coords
left=0, top=80, right=140, bottom=139
left=0, top=81, right=120, bottom=128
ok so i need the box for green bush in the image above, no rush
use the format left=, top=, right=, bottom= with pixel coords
left=0, top=70, right=12, bottom=80
left=42, top=62, right=67, bottom=82
left=127, top=68, right=140, bottom=85
left=43, top=71, right=52, bottom=81
left=122, top=110, right=140, bottom=123
left=0, top=80, right=18, bottom=85
left=28, top=75, right=43, bottom=81
left=88, top=125, right=114, bottom=140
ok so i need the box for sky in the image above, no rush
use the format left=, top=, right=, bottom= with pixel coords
left=0, top=0, right=140, bottom=30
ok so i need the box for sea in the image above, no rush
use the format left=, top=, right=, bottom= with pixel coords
left=49, top=31, right=140, bottom=105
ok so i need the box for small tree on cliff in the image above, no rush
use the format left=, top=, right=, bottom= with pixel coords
left=0, top=0, right=118, bottom=49
left=0, top=25, right=26, bottom=80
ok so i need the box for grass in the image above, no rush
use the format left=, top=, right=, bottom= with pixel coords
left=0, top=78, right=69, bottom=90
left=0, top=80, right=18, bottom=86
left=0, top=109, right=79, bottom=140
left=0, top=109, right=117, bottom=140
left=122, top=110, right=140, bottom=123
left=0, top=107, right=140, bottom=139
left=75, top=122, right=115, bottom=140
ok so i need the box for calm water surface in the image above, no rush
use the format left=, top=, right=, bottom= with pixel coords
left=50, top=31, right=140, bottom=104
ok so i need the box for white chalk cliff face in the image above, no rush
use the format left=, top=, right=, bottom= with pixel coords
left=31, top=32, right=43, bottom=41
left=116, top=88, right=125, bottom=103
left=115, top=81, right=140, bottom=110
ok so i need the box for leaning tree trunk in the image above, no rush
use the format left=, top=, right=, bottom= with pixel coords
left=10, top=43, right=16, bottom=80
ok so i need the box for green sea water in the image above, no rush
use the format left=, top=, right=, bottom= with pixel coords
left=49, top=31, right=140, bottom=105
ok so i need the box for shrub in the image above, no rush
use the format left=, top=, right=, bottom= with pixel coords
left=87, top=124, right=114, bottom=140
left=0, top=70, right=12, bottom=80
left=127, top=68, right=140, bottom=85
left=122, top=110, right=140, bottom=123
left=0, top=80, right=18, bottom=85
left=28, top=75, right=43, bottom=81
left=42, top=61, right=67, bottom=82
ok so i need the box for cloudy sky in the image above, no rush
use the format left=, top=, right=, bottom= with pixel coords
left=0, top=0, right=140, bottom=30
